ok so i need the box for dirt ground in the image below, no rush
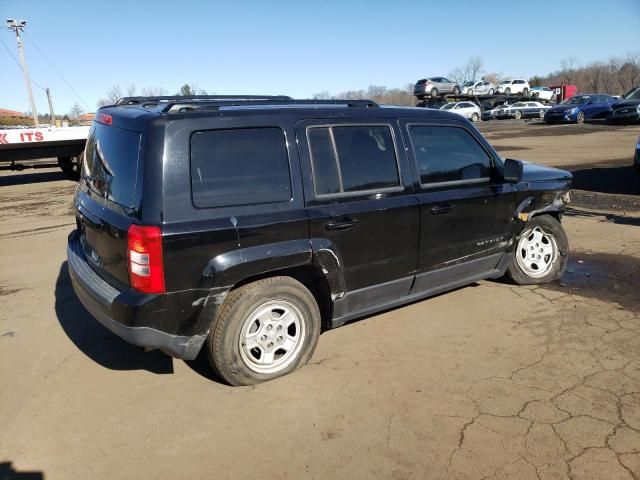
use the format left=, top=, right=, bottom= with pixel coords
left=1, top=121, right=639, bottom=480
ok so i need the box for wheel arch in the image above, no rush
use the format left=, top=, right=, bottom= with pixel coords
left=231, top=265, right=334, bottom=331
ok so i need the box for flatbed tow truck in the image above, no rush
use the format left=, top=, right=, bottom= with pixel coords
left=0, top=125, right=88, bottom=178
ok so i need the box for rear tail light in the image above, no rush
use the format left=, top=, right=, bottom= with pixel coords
left=127, top=225, right=165, bottom=294
left=97, top=113, right=112, bottom=125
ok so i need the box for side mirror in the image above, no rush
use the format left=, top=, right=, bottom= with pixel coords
left=503, top=158, right=523, bottom=183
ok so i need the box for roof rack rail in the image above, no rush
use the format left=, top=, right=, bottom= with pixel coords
left=165, top=98, right=379, bottom=113
left=115, top=95, right=293, bottom=106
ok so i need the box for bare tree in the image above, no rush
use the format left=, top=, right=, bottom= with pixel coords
left=312, top=91, right=331, bottom=100
left=449, top=56, right=485, bottom=84
left=560, top=57, right=578, bottom=84
left=141, top=87, right=169, bottom=97
left=483, top=72, right=502, bottom=85
left=467, top=56, right=484, bottom=82
left=617, top=52, right=640, bottom=92
left=97, top=84, right=123, bottom=107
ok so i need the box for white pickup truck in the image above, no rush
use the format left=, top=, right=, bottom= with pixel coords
left=0, top=125, right=89, bottom=178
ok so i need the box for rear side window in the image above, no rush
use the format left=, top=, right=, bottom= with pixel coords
left=307, top=125, right=400, bottom=195
left=408, top=125, right=492, bottom=185
left=190, top=127, right=291, bottom=208
left=83, top=123, right=142, bottom=209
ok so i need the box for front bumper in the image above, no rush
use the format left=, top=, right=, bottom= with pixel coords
left=67, top=231, right=211, bottom=360
left=609, top=110, right=640, bottom=123
left=544, top=111, right=575, bottom=123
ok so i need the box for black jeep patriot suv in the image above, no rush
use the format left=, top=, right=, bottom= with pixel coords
left=68, top=95, right=572, bottom=386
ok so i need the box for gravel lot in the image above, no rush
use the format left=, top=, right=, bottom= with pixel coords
left=1, top=120, right=639, bottom=480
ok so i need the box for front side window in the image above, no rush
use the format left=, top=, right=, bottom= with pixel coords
left=307, top=125, right=400, bottom=195
left=408, top=125, right=492, bottom=185
left=190, top=127, right=291, bottom=208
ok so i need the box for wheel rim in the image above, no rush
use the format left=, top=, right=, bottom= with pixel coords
left=516, top=226, right=559, bottom=278
left=239, top=300, right=305, bottom=374
left=539, top=110, right=545, bottom=118
left=577, top=112, right=585, bottom=123
left=515, top=111, right=522, bottom=119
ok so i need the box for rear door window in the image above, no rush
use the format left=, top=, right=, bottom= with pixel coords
left=190, top=127, right=292, bottom=208
left=307, top=125, right=400, bottom=195
left=83, top=123, right=142, bottom=209
left=408, top=125, right=492, bottom=185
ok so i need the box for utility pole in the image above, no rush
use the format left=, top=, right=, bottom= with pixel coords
left=46, top=88, right=56, bottom=127
left=6, top=19, right=39, bottom=127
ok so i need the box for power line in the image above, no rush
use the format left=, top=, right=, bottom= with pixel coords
left=23, top=31, right=91, bottom=111
left=0, top=35, right=46, bottom=90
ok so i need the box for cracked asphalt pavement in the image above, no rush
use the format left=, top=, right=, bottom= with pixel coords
left=1, top=122, right=639, bottom=479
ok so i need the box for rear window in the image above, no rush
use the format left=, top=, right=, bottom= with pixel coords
left=83, top=123, right=142, bottom=209
left=190, top=127, right=292, bottom=208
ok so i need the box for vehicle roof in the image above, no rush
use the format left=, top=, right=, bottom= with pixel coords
left=97, top=100, right=469, bottom=131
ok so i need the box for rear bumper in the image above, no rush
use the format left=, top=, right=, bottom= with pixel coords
left=67, top=230, right=211, bottom=360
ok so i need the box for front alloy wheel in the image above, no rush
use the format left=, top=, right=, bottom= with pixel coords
left=515, top=226, right=558, bottom=278
left=576, top=111, right=585, bottom=124
left=505, top=215, right=569, bottom=285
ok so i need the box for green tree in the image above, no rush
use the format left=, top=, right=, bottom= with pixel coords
left=177, top=83, right=207, bottom=96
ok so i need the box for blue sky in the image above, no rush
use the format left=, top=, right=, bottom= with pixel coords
left=1, top=0, right=639, bottom=115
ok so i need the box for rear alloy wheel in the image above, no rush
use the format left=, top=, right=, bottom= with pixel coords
left=488, top=88, right=495, bottom=95
left=539, top=109, right=545, bottom=119
left=471, top=112, right=479, bottom=122
left=506, top=215, right=569, bottom=285
left=576, top=111, right=585, bottom=124
left=431, top=88, right=439, bottom=98
left=523, top=88, right=529, bottom=96
left=452, top=86, right=461, bottom=95
left=505, top=88, right=511, bottom=96
left=207, top=276, right=321, bottom=386
left=514, top=110, right=522, bottom=120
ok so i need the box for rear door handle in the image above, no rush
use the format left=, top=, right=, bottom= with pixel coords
left=325, top=217, right=358, bottom=231
left=429, top=204, right=454, bottom=215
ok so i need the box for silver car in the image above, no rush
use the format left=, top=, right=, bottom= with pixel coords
left=414, top=77, right=461, bottom=98
left=462, top=80, right=496, bottom=95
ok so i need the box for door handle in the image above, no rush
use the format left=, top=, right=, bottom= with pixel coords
left=429, top=204, right=454, bottom=215
left=325, top=217, right=358, bottom=231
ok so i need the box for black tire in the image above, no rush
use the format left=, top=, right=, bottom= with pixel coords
left=514, top=110, right=522, bottom=120
left=430, top=88, right=439, bottom=98
left=452, top=86, right=461, bottom=95
left=505, top=88, right=511, bottom=96
left=58, top=150, right=84, bottom=180
left=539, top=110, right=545, bottom=119
left=505, top=215, right=569, bottom=285
left=523, top=88, right=529, bottom=96
left=576, top=111, right=585, bottom=124
left=471, top=112, right=479, bottom=122
left=206, top=276, right=321, bottom=386
left=488, top=88, right=494, bottom=95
